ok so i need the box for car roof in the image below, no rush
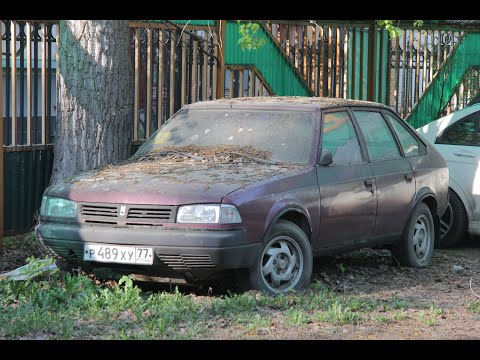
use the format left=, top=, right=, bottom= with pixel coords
left=185, top=96, right=392, bottom=111
left=417, top=103, right=480, bottom=141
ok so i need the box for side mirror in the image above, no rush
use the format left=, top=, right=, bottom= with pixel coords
left=318, top=148, right=333, bottom=166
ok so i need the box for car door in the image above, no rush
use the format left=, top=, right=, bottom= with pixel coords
left=316, top=109, right=377, bottom=249
left=352, top=109, right=416, bottom=240
left=435, top=110, right=480, bottom=221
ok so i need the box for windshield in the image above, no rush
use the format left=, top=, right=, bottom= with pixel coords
left=136, top=109, right=316, bottom=164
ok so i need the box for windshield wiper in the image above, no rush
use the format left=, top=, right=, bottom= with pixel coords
left=229, top=151, right=279, bottom=165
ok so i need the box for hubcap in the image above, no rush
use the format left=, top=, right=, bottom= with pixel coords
left=440, top=202, right=453, bottom=239
left=412, top=214, right=432, bottom=261
left=260, top=236, right=303, bottom=293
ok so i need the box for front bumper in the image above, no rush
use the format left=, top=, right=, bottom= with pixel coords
left=35, top=222, right=261, bottom=278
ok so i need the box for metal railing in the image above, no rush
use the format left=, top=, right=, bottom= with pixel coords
left=389, top=28, right=464, bottom=118
left=224, top=66, right=273, bottom=98
left=265, top=21, right=466, bottom=118
left=440, top=66, right=480, bottom=117
left=2, top=20, right=58, bottom=148
left=129, top=21, right=220, bottom=143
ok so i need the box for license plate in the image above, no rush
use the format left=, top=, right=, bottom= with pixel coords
left=84, top=244, right=154, bottom=265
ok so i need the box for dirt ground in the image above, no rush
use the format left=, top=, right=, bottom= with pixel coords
left=1, top=234, right=480, bottom=339
left=290, top=236, right=480, bottom=340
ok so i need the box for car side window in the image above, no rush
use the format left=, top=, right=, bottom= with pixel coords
left=436, top=111, right=480, bottom=146
left=384, top=113, right=421, bottom=157
left=321, top=111, right=364, bottom=166
left=353, top=110, right=402, bottom=161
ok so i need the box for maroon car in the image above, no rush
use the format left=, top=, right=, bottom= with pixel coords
left=36, top=97, right=449, bottom=295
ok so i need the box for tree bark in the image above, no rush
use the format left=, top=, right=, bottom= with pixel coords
left=51, top=20, right=133, bottom=185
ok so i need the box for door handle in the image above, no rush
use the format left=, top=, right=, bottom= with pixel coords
left=453, top=153, right=475, bottom=158
left=404, top=172, right=414, bottom=182
left=364, top=178, right=375, bottom=194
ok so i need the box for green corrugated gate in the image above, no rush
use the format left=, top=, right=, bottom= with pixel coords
left=4, top=149, right=54, bottom=234
left=225, top=21, right=312, bottom=97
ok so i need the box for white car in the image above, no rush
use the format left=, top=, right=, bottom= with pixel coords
left=417, top=104, right=480, bottom=247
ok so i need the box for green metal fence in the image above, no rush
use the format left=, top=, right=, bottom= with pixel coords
left=4, top=148, right=53, bottom=234
left=225, top=21, right=312, bottom=97
left=407, top=32, right=480, bottom=128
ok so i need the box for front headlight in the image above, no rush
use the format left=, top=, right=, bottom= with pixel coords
left=176, top=204, right=242, bottom=224
left=40, top=196, right=77, bottom=218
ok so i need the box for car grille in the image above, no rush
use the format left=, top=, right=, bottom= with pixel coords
left=157, top=254, right=215, bottom=269
left=80, top=203, right=176, bottom=225
left=127, top=207, right=173, bottom=221
left=81, top=204, right=118, bottom=217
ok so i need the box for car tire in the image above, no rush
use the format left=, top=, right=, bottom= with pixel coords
left=438, top=189, right=468, bottom=248
left=392, top=202, right=434, bottom=268
left=247, top=220, right=313, bottom=295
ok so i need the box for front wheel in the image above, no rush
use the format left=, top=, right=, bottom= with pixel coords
left=392, top=202, right=434, bottom=268
left=248, top=220, right=313, bottom=295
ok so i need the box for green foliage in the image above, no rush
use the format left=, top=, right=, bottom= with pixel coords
left=285, top=308, right=309, bottom=326
left=394, top=309, right=408, bottom=321
left=467, top=300, right=480, bottom=314
left=313, top=301, right=362, bottom=325
left=22, top=256, right=58, bottom=280
left=376, top=20, right=423, bottom=38
left=418, top=304, right=443, bottom=326
left=0, top=267, right=443, bottom=339
left=413, top=20, right=424, bottom=28
left=237, top=21, right=266, bottom=51
left=4, top=232, right=38, bottom=252
left=337, top=263, right=347, bottom=273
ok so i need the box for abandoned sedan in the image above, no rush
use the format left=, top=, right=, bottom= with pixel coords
left=36, top=97, right=449, bottom=294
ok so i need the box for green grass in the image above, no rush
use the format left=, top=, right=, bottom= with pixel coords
left=467, top=300, right=480, bottom=315
left=0, top=254, right=436, bottom=339
left=4, top=232, right=37, bottom=252
left=394, top=309, right=409, bottom=321
left=418, top=305, right=443, bottom=326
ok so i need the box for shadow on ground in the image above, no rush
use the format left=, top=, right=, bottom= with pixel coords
left=132, top=234, right=480, bottom=300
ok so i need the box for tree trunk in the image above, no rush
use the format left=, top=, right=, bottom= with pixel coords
left=51, top=20, right=133, bottom=185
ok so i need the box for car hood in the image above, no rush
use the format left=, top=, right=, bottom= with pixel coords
left=47, top=159, right=302, bottom=205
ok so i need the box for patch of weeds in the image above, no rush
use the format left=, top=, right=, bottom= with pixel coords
left=394, top=309, right=408, bottom=321
left=467, top=300, right=480, bottom=314
left=384, top=295, right=415, bottom=310
left=418, top=305, right=442, bottom=326
left=236, top=313, right=271, bottom=333
left=336, top=263, right=347, bottom=273
left=312, top=301, right=362, bottom=325
left=209, top=292, right=258, bottom=317
left=285, top=309, right=309, bottom=326
left=4, top=232, right=37, bottom=252
left=370, top=313, right=391, bottom=323
left=428, top=304, right=443, bottom=317
left=343, top=296, right=379, bottom=312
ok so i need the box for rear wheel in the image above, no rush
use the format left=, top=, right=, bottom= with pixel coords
left=248, top=220, right=313, bottom=295
left=438, top=189, right=468, bottom=248
left=392, top=202, right=434, bottom=268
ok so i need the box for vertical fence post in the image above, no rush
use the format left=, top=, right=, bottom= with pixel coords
left=0, top=22, right=3, bottom=255
left=367, top=23, right=378, bottom=102
left=41, top=22, right=47, bottom=145
left=11, top=21, right=17, bottom=146
left=26, top=22, right=32, bottom=146
left=216, top=20, right=226, bottom=98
